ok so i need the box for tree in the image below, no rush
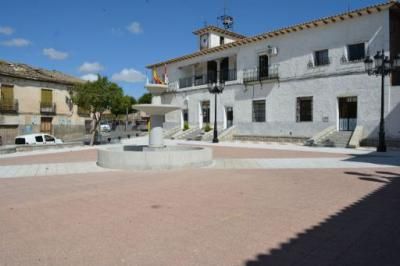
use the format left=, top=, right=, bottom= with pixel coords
left=110, top=95, right=136, bottom=131
left=72, top=75, right=123, bottom=145
left=111, top=95, right=133, bottom=118
left=138, top=93, right=152, bottom=104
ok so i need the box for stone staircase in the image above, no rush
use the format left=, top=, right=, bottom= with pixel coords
left=184, top=128, right=204, bottom=141
left=163, top=126, right=181, bottom=139
left=315, top=131, right=354, bottom=148
left=201, top=127, right=234, bottom=142
left=172, top=127, right=200, bottom=140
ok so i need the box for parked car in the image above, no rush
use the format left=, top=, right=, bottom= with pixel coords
left=15, top=133, right=63, bottom=145
left=100, top=121, right=111, bottom=132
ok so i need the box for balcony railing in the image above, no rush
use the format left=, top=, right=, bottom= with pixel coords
left=40, top=102, right=56, bottom=114
left=0, top=99, right=18, bottom=113
left=179, top=69, right=237, bottom=89
left=243, top=66, right=279, bottom=83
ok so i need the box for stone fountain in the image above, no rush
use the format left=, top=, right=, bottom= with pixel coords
left=97, top=83, right=213, bottom=170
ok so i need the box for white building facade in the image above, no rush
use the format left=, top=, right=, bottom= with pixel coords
left=147, top=2, right=400, bottom=146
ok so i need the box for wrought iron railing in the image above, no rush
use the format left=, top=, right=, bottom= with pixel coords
left=243, top=66, right=279, bottom=83
left=40, top=102, right=56, bottom=114
left=0, top=99, right=18, bottom=113
left=178, top=69, right=237, bottom=89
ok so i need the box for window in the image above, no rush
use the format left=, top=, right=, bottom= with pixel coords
left=296, top=97, right=313, bottom=122
left=347, top=43, right=365, bottom=62
left=220, top=36, right=225, bottom=45
left=35, top=135, right=43, bottom=142
left=41, top=89, right=53, bottom=106
left=314, top=49, right=330, bottom=66
left=15, top=138, right=26, bottom=145
left=45, top=135, right=55, bottom=142
left=0, top=84, right=14, bottom=108
left=252, top=100, right=266, bottom=122
left=1, top=84, right=14, bottom=101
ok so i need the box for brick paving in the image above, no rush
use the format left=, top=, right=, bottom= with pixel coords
left=0, top=144, right=399, bottom=265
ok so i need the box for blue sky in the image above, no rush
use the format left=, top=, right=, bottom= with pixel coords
left=0, top=0, right=381, bottom=98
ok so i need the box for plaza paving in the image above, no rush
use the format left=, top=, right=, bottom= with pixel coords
left=0, top=140, right=399, bottom=265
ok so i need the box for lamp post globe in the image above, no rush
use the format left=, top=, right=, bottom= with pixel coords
left=393, top=54, right=400, bottom=68
left=364, top=56, right=373, bottom=73
left=374, top=51, right=383, bottom=68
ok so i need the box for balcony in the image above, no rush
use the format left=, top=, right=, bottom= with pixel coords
left=40, top=102, right=56, bottom=114
left=243, top=66, right=279, bottom=83
left=0, top=99, right=18, bottom=114
left=178, top=69, right=237, bottom=89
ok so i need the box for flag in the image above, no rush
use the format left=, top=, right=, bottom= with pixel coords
left=152, top=68, right=163, bottom=84
left=164, top=64, right=169, bottom=84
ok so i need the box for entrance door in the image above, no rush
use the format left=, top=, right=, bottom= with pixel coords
left=40, top=117, right=53, bottom=134
left=339, top=97, right=357, bottom=131
left=220, top=57, right=229, bottom=82
left=226, top=106, right=233, bottom=128
left=259, top=54, right=269, bottom=80
left=207, top=61, right=218, bottom=83
left=201, top=101, right=210, bottom=125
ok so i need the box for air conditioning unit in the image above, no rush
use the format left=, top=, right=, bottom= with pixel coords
left=266, top=46, right=278, bottom=56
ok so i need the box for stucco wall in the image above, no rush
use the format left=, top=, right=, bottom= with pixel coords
left=0, top=76, right=86, bottom=141
left=159, top=10, right=400, bottom=142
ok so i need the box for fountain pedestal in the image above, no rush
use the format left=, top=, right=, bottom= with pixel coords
left=134, top=83, right=180, bottom=148
left=96, top=83, right=213, bottom=170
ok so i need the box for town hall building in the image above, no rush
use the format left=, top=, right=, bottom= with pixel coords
left=147, top=1, right=400, bottom=147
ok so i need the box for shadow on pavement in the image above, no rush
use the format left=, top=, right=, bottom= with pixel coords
left=344, top=151, right=400, bottom=167
left=244, top=171, right=400, bottom=266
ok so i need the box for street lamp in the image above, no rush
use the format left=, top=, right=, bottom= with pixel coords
left=207, top=80, right=225, bottom=143
left=364, top=50, right=400, bottom=152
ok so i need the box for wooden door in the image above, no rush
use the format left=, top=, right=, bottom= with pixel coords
left=40, top=117, right=53, bottom=134
left=0, top=125, right=18, bottom=145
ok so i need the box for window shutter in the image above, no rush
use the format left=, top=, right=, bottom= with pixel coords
left=296, top=98, right=300, bottom=122
left=41, top=89, right=53, bottom=104
left=1, top=85, right=14, bottom=105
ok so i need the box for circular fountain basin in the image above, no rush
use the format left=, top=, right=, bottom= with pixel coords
left=97, top=145, right=213, bottom=170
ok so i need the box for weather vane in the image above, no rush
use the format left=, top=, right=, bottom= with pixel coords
left=217, top=0, right=234, bottom=30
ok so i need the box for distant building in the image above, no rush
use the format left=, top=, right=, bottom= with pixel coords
left=0, top=59, right=89, bottom=145
left=147, top=1, right=400, bottom=146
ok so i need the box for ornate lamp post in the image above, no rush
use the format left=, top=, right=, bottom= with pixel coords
left=207, top=80, right=225, bottom=143
left=364, top=50, right=400, bottom=152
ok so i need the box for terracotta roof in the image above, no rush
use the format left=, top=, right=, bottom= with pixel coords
left=193, top=25, right=247, bottom=40
left=0, top=59, right=83, bottom=85
left=147, top=1, right=400, bottom=69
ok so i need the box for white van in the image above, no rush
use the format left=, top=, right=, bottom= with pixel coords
left=15, top=133, right=63, bottom=145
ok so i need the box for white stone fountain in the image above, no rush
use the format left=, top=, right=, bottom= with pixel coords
left=97, top=83, right=213, bottom=170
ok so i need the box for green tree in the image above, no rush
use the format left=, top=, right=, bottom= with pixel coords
left=72, top=75, right=123, bottom=145
left=110, top=95, right=136, bottom=131
left=111, top=95, right=134, bottom=118
left=138, top=93, right=152, bottom=104
left=129, top=96, right=137, bottom=106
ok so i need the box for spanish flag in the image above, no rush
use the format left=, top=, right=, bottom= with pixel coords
left=152, top=68, right=163, bottom=84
